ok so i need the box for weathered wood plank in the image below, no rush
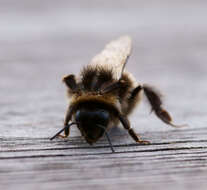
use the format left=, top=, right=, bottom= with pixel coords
left=0, top=128, right=207, bottom=190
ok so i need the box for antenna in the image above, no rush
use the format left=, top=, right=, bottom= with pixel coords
left=97, top=124, right=115, bottom=153
left=50, top=122, right=78, bottom=140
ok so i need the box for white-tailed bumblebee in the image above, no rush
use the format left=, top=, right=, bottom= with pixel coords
left=50, top=36, right=186, bottom=152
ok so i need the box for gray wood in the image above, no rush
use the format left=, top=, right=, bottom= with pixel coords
left=0, top=1, right=207, bottom=189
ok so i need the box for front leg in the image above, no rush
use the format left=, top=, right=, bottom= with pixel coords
left=60, top=105, right=74, bottom=138
left=117, top=113, right=150, bottom=144
left=50, top=105, right=74, bottom=140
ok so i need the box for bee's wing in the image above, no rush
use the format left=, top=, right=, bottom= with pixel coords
left=89, top=36, right=132, bottom=80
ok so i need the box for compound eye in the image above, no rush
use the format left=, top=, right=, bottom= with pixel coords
left=75, top=110, right=82, bottom=122
left=95, top=110, right=109, bottom=126
left=75, top=109, right=109, bottom=126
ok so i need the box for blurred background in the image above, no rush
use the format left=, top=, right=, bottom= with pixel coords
left=0, top=0, right=207, bottom=138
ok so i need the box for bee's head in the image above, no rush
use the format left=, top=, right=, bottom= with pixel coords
left=75, top=108, right=110, bottom=144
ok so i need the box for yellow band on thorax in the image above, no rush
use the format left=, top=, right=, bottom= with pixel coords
left=70, top=92, right=117, bottom=106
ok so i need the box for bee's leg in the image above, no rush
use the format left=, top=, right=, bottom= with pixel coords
left=129, top=85, right=142, bottom=100
left=50, top=122, right=77, bottom=140
left=125, top=85, right=142, bottom=114
left=143, top=85, right=186, bottom=128
left=118, top=114, right=150, bottom=144
left=58, top=127, right=70, bottom=139
left=62, top=74, right=77, bottom=91
left=57, top=105, right=74, bottom=139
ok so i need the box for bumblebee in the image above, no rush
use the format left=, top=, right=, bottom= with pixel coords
left=51, top=36, right=185, bottom=152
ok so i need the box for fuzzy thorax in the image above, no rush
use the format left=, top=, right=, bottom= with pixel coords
left=70, top=92, right=118, bottom=108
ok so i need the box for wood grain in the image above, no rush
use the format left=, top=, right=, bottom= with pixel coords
left=1, top=128, right=207, bottom=190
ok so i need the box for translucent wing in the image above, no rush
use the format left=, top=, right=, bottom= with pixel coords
left=89, top=35, right=132, bottom=80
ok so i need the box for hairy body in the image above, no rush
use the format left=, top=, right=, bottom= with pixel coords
left=51, top=36, right=185, bottom=151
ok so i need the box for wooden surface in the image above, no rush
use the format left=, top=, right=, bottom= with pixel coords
left=0, top=1, right=207, bottom=190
